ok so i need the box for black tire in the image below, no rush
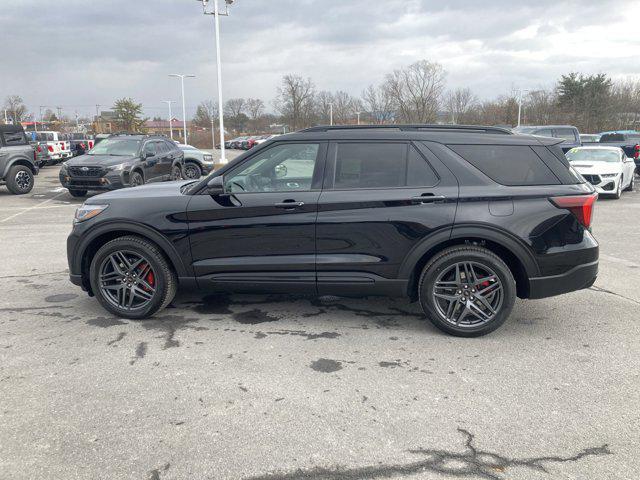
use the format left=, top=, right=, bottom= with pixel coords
left=6, top=165, right=34, bottom=195
left=68, top=189, right=87, bottom=197
left=89, top=235, right=177, bottom=319
left=183, top=162, right=201, bottom=179
left=170, top=164, right=183, bottom=181
left=624, top=174, right=634, bottom=192
left=130, top=171, right=144, bottom=187
left=418, top=245, right=516, bottom=337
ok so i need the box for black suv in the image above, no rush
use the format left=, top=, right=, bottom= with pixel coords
left=67, top=125, right=598, bottom=336
left=59, top=134, right=184, bottom=197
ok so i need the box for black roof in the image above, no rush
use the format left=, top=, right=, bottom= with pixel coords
left=280, top=124, right=562, bottom=146
left=0, top=124, right=25, bottom=133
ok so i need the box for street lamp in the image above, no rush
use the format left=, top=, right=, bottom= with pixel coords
left=196, top=0, right=235, bottom=164
left=161, top=100, right=175, bottom=140
left=169, top=74, right=196, bottom=144
left=517, top=89, right=530, bottom=128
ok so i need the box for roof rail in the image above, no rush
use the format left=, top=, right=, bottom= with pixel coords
left=299, top=124, right=513, bottom=135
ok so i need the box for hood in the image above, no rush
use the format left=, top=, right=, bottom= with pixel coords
left=65, top=154, right=137, bottom=167
left=571, top=161, right=623, bottom=175
left=86, top=180, right=194, bottom=203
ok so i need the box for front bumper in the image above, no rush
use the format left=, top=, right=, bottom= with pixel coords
left=580, top=173, right=619, bottom=194
left=528, top=260, right=598, bottom=299
left=59, top=170, right=127, bottom=191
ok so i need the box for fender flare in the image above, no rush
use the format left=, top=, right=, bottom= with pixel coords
left=2, top=156, right=37, bottom=178
left=75, top=220, right=191, bottom=278
left=398, top=224, right=540, bottom=279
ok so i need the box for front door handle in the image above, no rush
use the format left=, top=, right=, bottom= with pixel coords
left=410, top=195, right=446, bottom=204
left=274, top=201, right=305, bottom=209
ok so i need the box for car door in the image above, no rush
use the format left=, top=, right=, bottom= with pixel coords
left=315, top=141, right=458, bottom=296
left=186, top=141, right=327, bottom=293
left=155, top=140, right=173, bottom=178
left=141, top=140, right=161, bottom=181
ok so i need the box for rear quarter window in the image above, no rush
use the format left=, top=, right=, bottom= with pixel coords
left=2, top=131, right=28, bottom=146
left=449, top=144, right=560, bottom=186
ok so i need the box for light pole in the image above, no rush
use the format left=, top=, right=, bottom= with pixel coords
left=161, top=100, right=175, bottom=140
left=197, top=0, right=235, bottom=163
left=517, top=89, right=529, bottom=128
left=356, top=111, right=362, bottom=125
left=329, top=103, right=333, bottom=126
left=169, top=73, right=196, bottom=144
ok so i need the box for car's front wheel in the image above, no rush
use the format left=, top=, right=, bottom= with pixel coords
left=6, top=165, right=34, bottom=194
left=170, top=165, right=182, bottom=181
left=625, top=174, right=634, bottom=192
left=418, top=245, right=516, bottom=337
left=68, top=189, right=87, bottom=197
left=130, top=171, right=144, bottom=187
left=183, top=162, right=201, bottom=179
left=612, top=178, right=622, bottom=199
left=89, top=236, right=177, bottom=319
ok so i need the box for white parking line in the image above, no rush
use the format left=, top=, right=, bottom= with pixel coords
left=0, top=192, right=67, bottom=223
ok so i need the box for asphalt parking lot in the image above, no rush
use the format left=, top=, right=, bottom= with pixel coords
left=1, top=165, right=638, bottom=480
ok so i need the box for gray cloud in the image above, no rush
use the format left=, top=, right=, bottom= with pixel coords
left=1, top=0, right=639, bottom=119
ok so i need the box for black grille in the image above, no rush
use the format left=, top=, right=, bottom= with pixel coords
left=69, top=166, right=105, bottom=177
left=582, top=174, right=601, bottom=185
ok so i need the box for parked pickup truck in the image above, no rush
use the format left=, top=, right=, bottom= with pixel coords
left=598, top=131, right=640, bottom=173
left=0, top=125, right=38, bottom=194
left=36, top=131, right=72, bottom=164
left=68, top=133, right=95, bottom=157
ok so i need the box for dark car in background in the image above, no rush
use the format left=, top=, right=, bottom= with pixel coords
left=67, top=124, right=597, bottom=337
left=59, top=134, right=184, bottom=197
left=513, top=125, right=581, bottom=152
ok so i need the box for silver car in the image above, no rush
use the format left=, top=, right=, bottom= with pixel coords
left=176, top=144, right=215, bottom=179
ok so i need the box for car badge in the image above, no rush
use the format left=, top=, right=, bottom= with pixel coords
left=81, top=167, right=89, bottom=171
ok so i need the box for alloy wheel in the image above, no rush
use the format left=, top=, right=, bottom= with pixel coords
left=15, top=171, right=32, bottom=191
left=99, top=250, right=156, bottom=311
left=184, top=164, right=200, bottom=179
left=432, top=261, right=503, bottom=327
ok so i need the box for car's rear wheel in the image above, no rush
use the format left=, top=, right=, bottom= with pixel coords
left=418, top=245, right=516, bottom=337
left=89, top=236, right=176, bottom=319
left=6, top=165, right=34, bottom=195
left=68, top=189, right=87, bottom=197
left=612, top=178, right=622, bottom=199
left=183, top=163, right=201, bottom=179
left=130, top=171, right=144, bottom=187
left=170, top=165, right=182, bottom=181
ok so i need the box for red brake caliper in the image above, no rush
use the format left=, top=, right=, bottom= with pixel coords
left=138, top=263, right=155, bottom=291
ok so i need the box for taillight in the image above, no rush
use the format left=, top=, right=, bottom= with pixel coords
left=549, top=193, right=598, bottom=228
left=634, top=144, right=639, bottom=159
left=37, top=145, right=42, bottom=152
left=47, top=145, right=54, bottom=152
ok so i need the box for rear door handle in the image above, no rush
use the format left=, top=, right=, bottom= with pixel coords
left=410, top=195, right=446, bottom=204
left=275, top=201, right=305, bottom=209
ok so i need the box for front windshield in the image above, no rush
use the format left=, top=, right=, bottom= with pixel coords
left=566, top=149, right=620, bottom=163
left=87, top=138, right=141, bottom=156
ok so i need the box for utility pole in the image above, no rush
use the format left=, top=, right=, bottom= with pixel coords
left=169, top=74, right=196, bottom=144
left=161, top=100, right=175, bottom=140
left=95, top=104, right=101, bottom=133
left=197, top=0, right=235, bottom=163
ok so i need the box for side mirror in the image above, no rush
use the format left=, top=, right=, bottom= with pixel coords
left=206, top=175, right=225, bottom=196
left=140, top=151, right=149, bottom=160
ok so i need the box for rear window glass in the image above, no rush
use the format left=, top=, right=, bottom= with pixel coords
left=449, top=145, right=560, bottom=186
left=554, top=128, right=577, bottom=142
left=600, top=134, right=625, bottom=142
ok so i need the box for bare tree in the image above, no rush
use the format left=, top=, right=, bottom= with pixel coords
left=3, top=95, right=28, bottom=124
left=224, top=98, right=246, bottom=118
left=384, top=60, right=446, bottom=123
left=245, top=98, right=265, bottom=120
left=361, top=84, right=396, bottom=124
left=332, top=91, right=361, bottom=125
left=315, top=91, right=334, bottom=125
left=274, top=74, right=316, bottom=130
left=193, top=100, right=218, bottom=128
left=445, top=88, right=477, bottom=124
left=523, top=89, right=556, bottom=126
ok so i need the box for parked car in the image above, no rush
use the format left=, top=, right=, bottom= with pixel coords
left=0, top=124, right=38, bottom=194
left=67, top=124, right=598, bottom=337
left=35, top=131, right=71, bottom=163
left=24, top=131, right=51, bottom=167
left=69, top=133, right=95, bottom=157
left=513, top=125, right=581, bottom=152
left=565, top=146, right=635, bottom=198
left=597, top=131, right=640, bottom=174
left=59, top=134, right=184, bottom=197
left=177, top=144, right=215, bottom=179
left=580, top=134, right=601, bottom=144
left=229, top=136, right=248, bottom=149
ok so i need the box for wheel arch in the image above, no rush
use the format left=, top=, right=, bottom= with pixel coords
left=3, top=158, right=37, bottom=177
left=401, top=225, right=538, bottom=300
left=75, top=222, right=190, bottom=294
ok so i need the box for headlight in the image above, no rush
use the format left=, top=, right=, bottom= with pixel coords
left=203, top=154, right=214, bottom=163
left=74, top=204, right=108, bottom=224
left=60, top=162, right=68, bottom=173
left=108, top=163, right=128, bottom=171
left=601, top=173, right=618, bottom=178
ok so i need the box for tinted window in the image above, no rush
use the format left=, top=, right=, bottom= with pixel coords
left=2, top=131, right=27, bottom=146
left=143, top=142, right=157, bottom=156
left=155, top=141, right=168, bottom=154
left=164, top=140, right=177, bottom=151
left=87, top=138, right=141, bottom=156
left=599, top=134, right=624, bottom=142
left=533, top=129, right=553, bottom=137
left=450, top=145, right=560, bottom=186
left=407, top=146, right=439, bottom=186
left=554, top=128, right=577, bottom=142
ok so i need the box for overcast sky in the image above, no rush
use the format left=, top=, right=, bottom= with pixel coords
left=2, top=0, right=640, bottom=120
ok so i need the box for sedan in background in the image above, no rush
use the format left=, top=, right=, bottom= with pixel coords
left=177, top=144, right=215, bottom=179
left=566, top=146, right=635, bottom=198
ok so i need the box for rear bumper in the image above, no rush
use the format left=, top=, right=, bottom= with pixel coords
left=528, top=260, right=598, bottom=299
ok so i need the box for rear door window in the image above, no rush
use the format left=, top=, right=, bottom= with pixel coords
left=2, top=131, right=27, bottom=146
left=331, top=142, right=438, bottom=189
left=554, top=128, right=577, bottom=143
left=449, top=145, right=560, bottom=186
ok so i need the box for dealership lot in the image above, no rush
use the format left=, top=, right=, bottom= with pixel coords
left=1, top=166, right=639, bottom=479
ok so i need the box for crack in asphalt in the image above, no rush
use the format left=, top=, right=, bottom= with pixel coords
left=243, top=429, right=611, bottom=480
left=0, top=270, right=68, bottom=280
left=589, top=285, right=640, bottom=306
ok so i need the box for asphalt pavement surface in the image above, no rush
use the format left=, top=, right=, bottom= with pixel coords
left=0, top=162, right=638, bottom=480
